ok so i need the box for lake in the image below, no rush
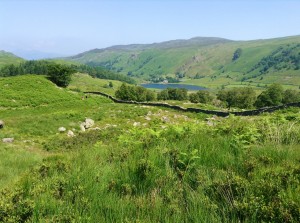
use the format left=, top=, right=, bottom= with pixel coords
left=141, top=83, right=206, bottom=91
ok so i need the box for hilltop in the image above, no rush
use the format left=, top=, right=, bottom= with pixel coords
left=63, top=36, right=300, bottom=88
left=0, top=50, right=24, bottom=68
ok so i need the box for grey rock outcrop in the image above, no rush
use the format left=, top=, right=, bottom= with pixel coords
left=2, top=138, right=14, bottom=143
left=84, top=118, right=94, bottom=129
left=58, top=127, right=66, bottom=133
left=80, top=123, right=86, bottom=132
left=80, top=118, right=95, bottom=131
left=67, top=130, right=75, bottom=137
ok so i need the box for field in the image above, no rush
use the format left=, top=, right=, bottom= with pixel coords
left=0, top=74, right=300, bottom=222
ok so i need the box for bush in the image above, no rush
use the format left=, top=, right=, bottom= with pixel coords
left=115, top=83, right=156, bottom=102
left=189, top=90, right=213, bottom=104
left=157, top=88, right=188, bottom=101
left=282, top=89, right=300, bottom=104
left=255, top=83, right=284, bottom=108
left=217, top=87, right=256, bottom=109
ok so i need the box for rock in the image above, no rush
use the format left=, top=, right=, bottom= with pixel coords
left=23, top=140, right=32, bottom=143
left=67, top=130, right=75, bottom=137
left=133, top=122, right=141, bottom=127
left=84, top=118, right=94, bottom=129
left=211, top=115, right=217, bottom=120
left=147, top=111, right=152, bottom=116
left=161, top=116, right=169, bottom=123
left=58, top=127, right=66, bottom=132
left=80, top=123, right=86, bottom=132
left=0, top=120, right=4, bottom=129
left=207, top=121, right=214, bottom=127
left=90, top=127, right=101, bottom=131
left=145, top=116, right=151, bottom=121
left=2, top=138, right=14, bottom=143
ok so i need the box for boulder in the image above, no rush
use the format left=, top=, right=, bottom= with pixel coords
left=80, top=123, right=86, bottom=132
left=58, top=127, right=66, bottom=133
left=161, top=116, right=169, bottom=123
left=0, top=120, right=4, bottom=129
left=84, top=118, right=95, bottom=129
left=67, top=130, right=75, bottom=137
left=2, top=138, right=14, bottom=143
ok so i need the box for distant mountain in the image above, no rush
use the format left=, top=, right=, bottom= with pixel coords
left=0, top=50, right=24, bottom=67
left=63, top=36, right=300, bottom=88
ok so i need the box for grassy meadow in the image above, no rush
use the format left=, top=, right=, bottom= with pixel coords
left=0, top=74, right=300, bottom=222
left=0, top=51, right=24, bottom=68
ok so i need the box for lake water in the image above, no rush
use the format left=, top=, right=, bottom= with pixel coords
left=141, top=83, right=206, bottom=91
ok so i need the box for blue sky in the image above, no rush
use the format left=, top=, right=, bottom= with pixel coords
left=0, top=0, right=299, bottom=57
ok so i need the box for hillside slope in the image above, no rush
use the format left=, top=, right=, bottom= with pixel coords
left=0, top=50, right=24, bottom=68
left=64, top=36, right=300, bottom=87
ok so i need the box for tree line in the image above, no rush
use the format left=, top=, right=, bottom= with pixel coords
left=216, top=84, right=300, bottom=108
left=0, top=60, right=136, bottom=86
left=115, top=83, right=300, bottom=109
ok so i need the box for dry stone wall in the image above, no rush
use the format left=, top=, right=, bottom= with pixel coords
left=84, top=91, right=300, bottom=117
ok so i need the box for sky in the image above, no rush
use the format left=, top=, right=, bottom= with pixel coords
left=0, top=0, right=300, bottom=58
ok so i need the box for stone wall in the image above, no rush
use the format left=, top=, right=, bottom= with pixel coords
left=84, top=91, right=300, bottom=117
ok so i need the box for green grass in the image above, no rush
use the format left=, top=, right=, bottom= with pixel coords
left=0, top=144, right=42, bottom=188
left=0, top=50, right=24, bottom=68
left=68, top=73, right=124, bottom=95
left=0, top=74, right=300, bottom=222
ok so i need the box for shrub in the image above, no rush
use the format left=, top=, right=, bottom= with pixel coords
left=189, top=90, right=213, bottom=104
left=217, top=87, right=256, bottom=109
left=157, top=88, right=188, bottom=101
left=282, top=89, right=300, bottom=104
left=115, top=83, right=156, bottom=102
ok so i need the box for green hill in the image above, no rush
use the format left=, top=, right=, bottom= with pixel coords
left=0, top=50, right=24, bottom=68
left=1, top=74, right=300, bottom=222
left=63, top=36, right=300, bottom=88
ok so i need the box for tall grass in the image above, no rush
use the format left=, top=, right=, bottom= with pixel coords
left=1, top=114, right=300, bottom=222
left=0, top=75, right=299, bottom=222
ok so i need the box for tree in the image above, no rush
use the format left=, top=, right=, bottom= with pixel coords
left=145, top=90, right=156, bottom=101
left=282, top=89, right=300, bottom=104
left=109, top=81, right=113, bottom=88
left=255, top=83, right=284, bottom=108
left=47, top=64, right=74, bottom=87
left=189, top=90, right=213, bottom=104
left=217, top=87, right=256, bottom=109
left=157, top=88, right=188, bottom=101
left=157, top=89, right=169, bottom=100
left=232, top=48, right=242, bottom=61
left=189, top=93, right=200, bottom=103
left=115, top=83, right=156, bottom=102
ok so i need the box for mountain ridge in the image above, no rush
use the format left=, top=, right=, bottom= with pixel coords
left=63, top=35, right=300, bottom=88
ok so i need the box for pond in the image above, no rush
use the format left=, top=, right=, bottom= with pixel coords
left=140, top=83, right=206, bottom=91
